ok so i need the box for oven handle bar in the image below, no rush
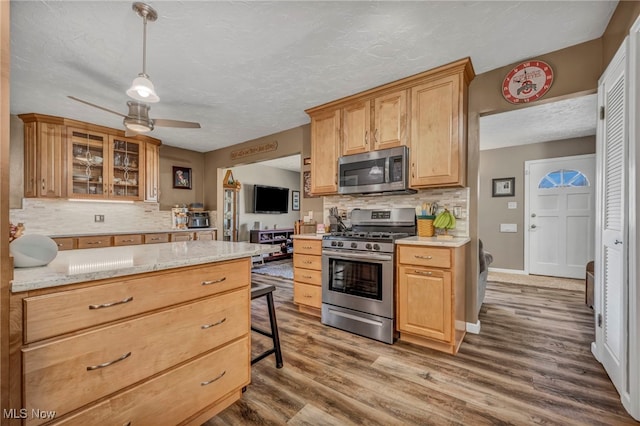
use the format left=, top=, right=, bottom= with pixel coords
left=322, top=249, right=393, bottom=262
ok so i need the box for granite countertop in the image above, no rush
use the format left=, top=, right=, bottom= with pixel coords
left=291, top=233, right=324, bottom=240
left=396, top=236, right=470, bottom=248
left=12, top=240, right=273, bottom=293
left=49, top=228, right=217, bottom=238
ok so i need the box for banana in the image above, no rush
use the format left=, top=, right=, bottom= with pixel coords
left=434, top=209, right=456, bottom=230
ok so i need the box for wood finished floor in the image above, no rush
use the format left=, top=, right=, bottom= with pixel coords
left=204, top=269, right=637, bottom=425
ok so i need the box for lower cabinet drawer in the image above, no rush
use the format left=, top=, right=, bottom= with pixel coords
left=22, top=289, right=249, bottom=424
left=397, top=245, right=451, bottom=268
left=294, top=282, right=322, bottom=308
left=52, top=238, right=75, bottom=251
left=23, top=258, right=250, bottom=343
left=112, top=234, right=143, bottom=246
left=294, top=267, right=322, bottom=286
left=294, top=254, right=322, bottom=271
left=53, top=337, right=250, bottom=426
left=77, top=236, right=112, bottom=249
left=144, top=233, right=170, bottom=244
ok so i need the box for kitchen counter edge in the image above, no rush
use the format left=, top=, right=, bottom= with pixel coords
left=396, top=236, right=470, bottom=247
left=49, top=228, right=217, bottom=238
left=12, top=240, right=273, bottom=293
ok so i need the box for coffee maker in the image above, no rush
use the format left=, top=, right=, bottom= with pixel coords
left=187, top=211, right=210, bottom=228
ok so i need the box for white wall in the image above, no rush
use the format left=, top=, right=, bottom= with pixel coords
left=226, top=164, right=300, bottom=241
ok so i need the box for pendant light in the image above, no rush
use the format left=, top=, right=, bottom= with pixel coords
left=126, top=2, right=160, bottom=103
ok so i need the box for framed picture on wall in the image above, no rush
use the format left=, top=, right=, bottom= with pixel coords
left=292, top=191, right=300, bottom=211
left=173, top=166, right=192, bottom=189
left=492, top=177, right=515, bottom=197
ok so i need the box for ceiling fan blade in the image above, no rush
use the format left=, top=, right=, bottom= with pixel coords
left=153, top=118, right=201, bottom=129
left=68, top=96, right=127, bottom=118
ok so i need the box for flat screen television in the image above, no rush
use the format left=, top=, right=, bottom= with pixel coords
left=253, top=184, right=289, bottom=214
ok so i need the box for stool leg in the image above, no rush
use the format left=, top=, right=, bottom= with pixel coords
left=266, top=292, right=283, bottom=368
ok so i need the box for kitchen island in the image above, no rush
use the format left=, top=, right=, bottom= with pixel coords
left=9, top=240, right=273, bottom=425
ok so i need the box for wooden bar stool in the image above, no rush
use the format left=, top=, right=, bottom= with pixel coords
left=250, top=282, right=283, bottom=368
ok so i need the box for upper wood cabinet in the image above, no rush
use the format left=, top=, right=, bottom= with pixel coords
left=341, top=90, right=407, bottom=156
left=19, top=114, right=161, bottom=201
left=145, top=142, right=160, bottom=202
left=409, top=71, right=466, bottom=188
left=19, top=114, right=67, bottom=198
left=309, top=109, right=341, bottom=195
left=306, top=58, right=474, bottom=191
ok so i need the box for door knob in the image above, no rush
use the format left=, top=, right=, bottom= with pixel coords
left=530, top=224, right=537, bottom=229
left=614, top=239, right=623, bottom=245
left=531, top=213, right=536, bottom=217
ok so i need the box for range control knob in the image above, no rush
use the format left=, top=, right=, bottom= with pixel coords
left=373, top=244, right=380, bottom=251
left=365, top=243, right=372, bottom=249
left=351, top=242, right=358, bottom=249
left=331, top=241, right=337, bottom=247
left=337, top=241, right=344, bottom=247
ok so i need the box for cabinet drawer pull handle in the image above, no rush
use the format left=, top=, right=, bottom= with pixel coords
left=304, top=294, right=313, bottom=298
left=87, top=241, right=103, bottom=245
left=201, top=318, right=226, bottom=329
left=416, top=271, right=433, bottom=276
left=151, top=237, right=160, bottom=241
left=303, top=260, right=313, bottom=264
left=303, top=275, right=312, bottom=279
left=86, top=351, right=132, bottom=371
left=89, top=296, right=133, bottom=310
left=120, top=239, right=134, bottom=243
left=42, top=178, right=45, bottom=191
left=302, top=246, right=313, bottom=249
left=201, top=371, right=226, bottom=386
left=414, top=255, right=433, bottom=259
left=57, top=243, right=64, bottom=247
left=202, top=277, right=226, bottom=286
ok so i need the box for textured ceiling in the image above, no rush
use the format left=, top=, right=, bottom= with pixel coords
left=480, top=94, right=598, bottom=151
left=10, top=1, right=616, bottom=153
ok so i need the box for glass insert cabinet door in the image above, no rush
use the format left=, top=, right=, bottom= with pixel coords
left=110, top=136, right=142, bottom=200
left=68, top=129, right=144, bottom=200
left=223, top=188, right=239, bottom=241
left=68, top=128, right=107, bottom=198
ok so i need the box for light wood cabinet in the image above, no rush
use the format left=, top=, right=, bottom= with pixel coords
left=52, top=237, right=75, bottom=251
left=309, top=109, right=341, bottom=195
left=20, top=113, right=160, bottom=200
left=306, top=58, right=474, bottom=190
left=20, top=114, right=67, bottom=198
left=195, top=229, right=217, bottom=240
left=76, top=235, right=112, bottom=249
left=341, top=90, right=407, bottom=156
left=293, top=238, right=323, bottom=317
left=409, top=72, right=466, bottom=187
left=396, top=243, right=467, bottom=354
left=12, top=258, right=252, bottom=425
left=113, top=234, right=144, bottom=246
left=170, top=232, right=193, bottom=242
left=144, top=233, right=170, bottom=244
left=145, top=141, right=160, bottom=202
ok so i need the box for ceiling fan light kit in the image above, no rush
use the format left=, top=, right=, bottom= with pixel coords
left=68, top=2, right=201, bottom=135
left=127, top=74, right=159, bottom=103
left=128, top=2, right=159, bottom=103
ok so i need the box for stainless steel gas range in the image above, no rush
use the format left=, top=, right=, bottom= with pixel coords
left=321, top=208, right=416, bottom=344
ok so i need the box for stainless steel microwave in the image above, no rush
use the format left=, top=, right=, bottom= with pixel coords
left=338, top=146, right=415, bottom=195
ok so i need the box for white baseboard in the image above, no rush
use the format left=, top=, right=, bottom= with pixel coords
left=466, top=321, right=481, bottom=334
left=488, top=267, right=527, bottom=275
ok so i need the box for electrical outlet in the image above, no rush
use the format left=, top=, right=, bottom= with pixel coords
left=94, top=215, right=105, bottom=223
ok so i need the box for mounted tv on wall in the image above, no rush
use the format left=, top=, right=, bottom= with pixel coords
left=253, top=185, right=289, bottom=214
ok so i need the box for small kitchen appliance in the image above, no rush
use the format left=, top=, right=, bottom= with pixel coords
left=321, top=207, right=416, bottom=344
left=187, top=211, right=210, bottom=228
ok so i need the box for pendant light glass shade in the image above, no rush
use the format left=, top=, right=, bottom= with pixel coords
left=126, top=74, right=159, bottom=103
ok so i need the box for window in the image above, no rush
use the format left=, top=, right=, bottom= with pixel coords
left=538, top=169, right=589, bottom=189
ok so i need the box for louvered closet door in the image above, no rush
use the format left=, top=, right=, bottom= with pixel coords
left=596, top=39, right=628, bottom=397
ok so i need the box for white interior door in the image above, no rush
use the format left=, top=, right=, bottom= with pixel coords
left=526, top=155, right=595, bottom=279
left=595, top=38, right=628, bottom=397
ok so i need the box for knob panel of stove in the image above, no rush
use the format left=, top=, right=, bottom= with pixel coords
left=365, top=243, right=372, bottom=249
left=373, top=243, right=380, bottom=251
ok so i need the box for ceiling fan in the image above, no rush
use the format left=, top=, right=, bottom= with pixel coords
left=69, top=2, right=201, bottom=136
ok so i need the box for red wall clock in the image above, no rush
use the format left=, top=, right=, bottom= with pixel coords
left=502, top=60, right=554, bottom=104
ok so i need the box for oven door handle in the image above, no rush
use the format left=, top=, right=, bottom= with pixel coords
left=322, top=249, right=393, bottom=262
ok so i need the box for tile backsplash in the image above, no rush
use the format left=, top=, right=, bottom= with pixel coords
left=323, top=187, right=469, bottom=237
left=10, top=199, right=177, bottom=236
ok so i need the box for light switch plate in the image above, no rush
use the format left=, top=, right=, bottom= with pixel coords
left=508, top=202, right=517, bottom=209
left=500, top=223, right=517, bottom=232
